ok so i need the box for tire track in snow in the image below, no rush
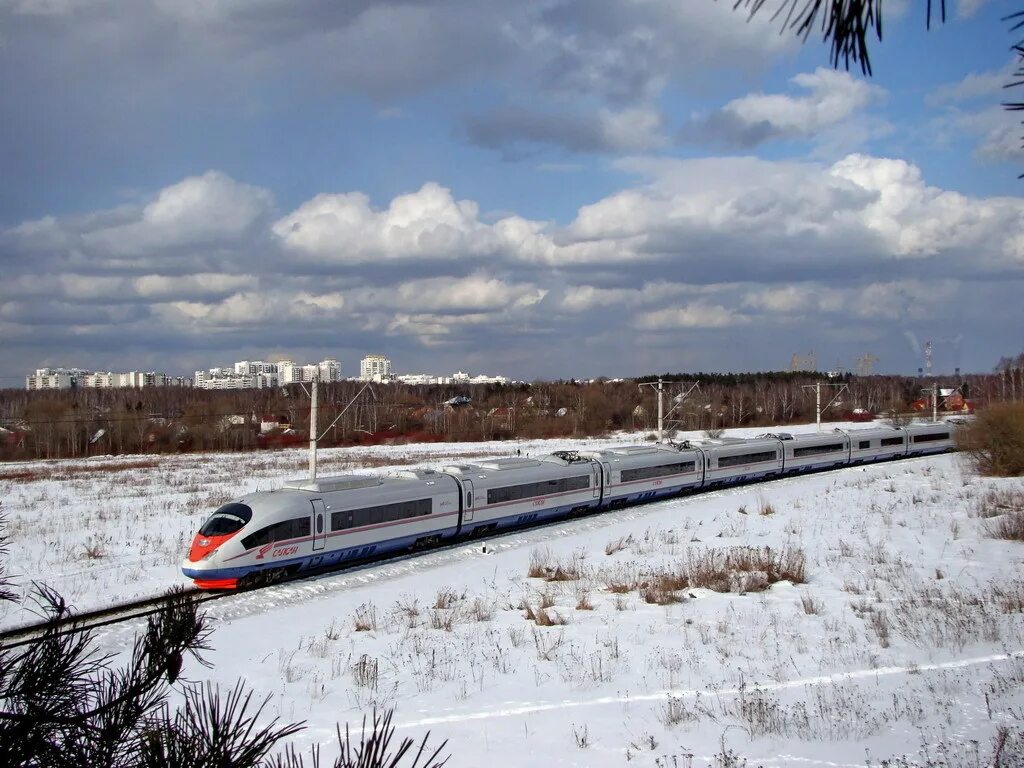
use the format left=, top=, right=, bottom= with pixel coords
left=394, top=649, right=1024, bottom=729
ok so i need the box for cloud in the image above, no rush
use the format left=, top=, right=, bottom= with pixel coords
left=273, top=182, right=558, bottom=264
left=3, top=157, right=1022, bottom=379
left=928, top=62, right=1014, bottom=105
left=681, top=68, right=885, bottom=148
left=9, top=171, right=273, bottom=268
left=634, top=304, right=748, bottom=330
left=956, top=0, right=990, bottom=18
left=465, top=106, right=666, bottom=155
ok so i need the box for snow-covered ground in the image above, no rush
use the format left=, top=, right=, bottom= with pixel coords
left=2, top=421, right=1023, bottom=766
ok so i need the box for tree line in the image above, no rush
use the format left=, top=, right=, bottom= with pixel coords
left=1, top=367, right=1021, bottom=462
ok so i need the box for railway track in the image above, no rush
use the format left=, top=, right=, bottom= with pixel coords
left=0, top=589, right=227, bottom=650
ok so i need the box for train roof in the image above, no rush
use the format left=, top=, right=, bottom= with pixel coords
left=442, top=457, right=540, bottom=475
left=583, top=444, right=696, bottom=458
left=282, top=470, right=451, bottom=494
left=283, top=474, right=383, bottom=492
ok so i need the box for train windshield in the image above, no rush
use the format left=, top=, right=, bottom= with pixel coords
left=199, top=503, right=253, bottom=537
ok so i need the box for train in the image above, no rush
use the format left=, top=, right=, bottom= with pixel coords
left=182, top=422, right=955, bottom=589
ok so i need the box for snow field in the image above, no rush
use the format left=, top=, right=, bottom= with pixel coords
left=2, top=422, right=1023, bottom=765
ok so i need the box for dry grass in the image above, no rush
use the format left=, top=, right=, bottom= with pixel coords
left=527, top=547, right=553, bottom=578
left=527, top=547, right=586, bottom=581
left=599, top=546, right=806, bottom=603
left=353, top=602, right=377, bottom=632
left=639, top=569, right=688, bottom=605
left=522, top=602, right=569, bottom=626
left=684, top=546, right=806, bottom=592
left=986, top=513, right=1024, bottom=541
left=0, top=459, right=164, bottom=483
left=433, top=586, right=463, bottom=609
left=604, top=535, right=632, bottom=556
left=974, top=489, right=1024, bottom=519
left=799, top=591, right=824, bottom=615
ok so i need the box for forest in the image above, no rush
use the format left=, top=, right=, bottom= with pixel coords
left=1, top=364, right=1022, bottom=462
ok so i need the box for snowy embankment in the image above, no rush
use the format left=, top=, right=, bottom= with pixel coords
left=2, top=422, right=1023, bottom=765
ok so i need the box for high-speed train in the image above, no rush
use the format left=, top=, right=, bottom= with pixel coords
left=182, top=422, right=955, bottom=589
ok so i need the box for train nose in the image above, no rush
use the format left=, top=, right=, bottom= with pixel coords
left=187, top=532, right=231, bottom=562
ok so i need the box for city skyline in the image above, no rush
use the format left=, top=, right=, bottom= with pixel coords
left=0, top=2, right=1021, bottom=383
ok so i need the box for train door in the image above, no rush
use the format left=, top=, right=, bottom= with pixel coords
left=463, top=479, right=475, bottom=523
left=602, top=462, right=611, bottom=499
left=311, top=499, right=327, bottom=551
left=592, top=463, right=601, bottom=499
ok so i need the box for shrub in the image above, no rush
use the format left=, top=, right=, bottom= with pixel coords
left=957, top=402, right=1024, bottom=477
left=987, top=513, right=1024, bottom=542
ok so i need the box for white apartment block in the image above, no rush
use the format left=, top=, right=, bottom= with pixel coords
left=279, top=359, right=342, bottom=384
left=452, top=371, right=509, bottom=385
left=194, top=371, right=279, bottom=390
left=234, top=360, right=278, bottom=376
left=395, top=374, right=453, bottom=386
left=393, top=371, right=509, bottom=386
left=25, top=367, right=88, bottom=390
left=27, top=368, right=187, bottom=390
left=360, top=355, right=392, bottom=382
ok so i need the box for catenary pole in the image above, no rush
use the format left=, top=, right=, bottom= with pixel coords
left=309, top=373, right=319, bottom=481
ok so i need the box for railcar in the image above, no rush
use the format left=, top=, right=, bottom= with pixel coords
left=847, top=427, right=909, bottom=464
left=441, top=452, right=602, bottom=536
left=778, top=430, right=851, bottom=474
left=183, top=469, right=461, bottom=589
left=904, top=423, right=955, bottom=456
left=699, top=437, right=783, bottom=487
left=183, top=422, right=958, bottom=589
left=581, top=444, right=704, bottom=507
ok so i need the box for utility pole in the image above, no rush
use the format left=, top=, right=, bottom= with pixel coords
left=303, top=378, right=375, bottom=482
left=638, top=378, right=665, bottom=442
left=309, top=373, right=319, bottom=481
left=638, top=378, right=701, bottom=442
left=801, top=381, right=848, bottom=432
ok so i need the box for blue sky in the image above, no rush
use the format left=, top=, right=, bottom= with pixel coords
left=1, top=0, right=1021, bottom=384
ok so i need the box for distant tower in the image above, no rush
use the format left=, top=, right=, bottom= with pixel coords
left=856, top=353, right=878, bottom=377
left=790, top=351, right=817, bottom=372
left=924, top=341, right=933, bottom=376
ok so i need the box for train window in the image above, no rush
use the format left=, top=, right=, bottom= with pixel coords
left=912, top=432, right=949, bottom=443
left=331, top=498, right=433, bottom=532
left=792, top=443, right=845, bottom=458
left=881, top=437, right=904, bottom=447
left=486, top=475, right=589, bottom=505
left=858, top=440, right=870, bottom=450
left=198, top=503, right=252, bottom=537
left=467, top=492, right=473, bottom=507
left=316, top=515, right=323, bottom=534
left=717, top=451, right=777, bottom=468
left=620, top=462, right=696, bottom=483
left=241, top=517, right=311, bottom=550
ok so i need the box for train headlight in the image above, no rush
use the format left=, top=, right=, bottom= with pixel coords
left=201, top=548, right=219, bottom=561
left=198, top=538, right=210, bottom=548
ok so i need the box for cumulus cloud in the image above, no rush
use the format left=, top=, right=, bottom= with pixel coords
left=273, top=182, right=557, bottom=264
left=681, top=68, right=886, bottom=148
left=3, top=157, right=1022, bottom=378
left=9, top=171, right=273, bottom=268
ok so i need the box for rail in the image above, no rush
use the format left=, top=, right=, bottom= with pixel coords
left=0, top=589, right=225, bottom=650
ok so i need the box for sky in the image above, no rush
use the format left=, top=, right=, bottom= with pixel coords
left=0, top=0, right=1022, bottom=384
